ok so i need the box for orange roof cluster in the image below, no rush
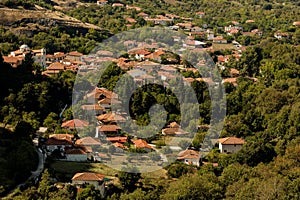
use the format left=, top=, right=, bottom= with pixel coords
left=133, top=139, right=152, bottom=149
left=72, top=172, right=105, bottom=181
left=218, top=137, right=245, bottom=145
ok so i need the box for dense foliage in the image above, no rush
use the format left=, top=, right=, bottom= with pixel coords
left=0, top=0, right=300, bottom=199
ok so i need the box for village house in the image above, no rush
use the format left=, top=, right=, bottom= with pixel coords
left=136, top=60, right=161, bottom=72
left=230, top=68, right=240, bottom=77
left=196, top=11, right=205, bottom=18
left=126, top=5, right=141, bottom=11
left=113, top=142, right=127, bottom=152
left=65, top=51, right=83, bottom=61
left=96, top=125, right=121, bottom=137
left=64, top=147, right=88, bottom=162
left=133, top=139, right=153, bottom=152
left=61, top=119, right=89, bottom=130
left=97, top=0, right=108, bottom=6
left=218, top=137, right=245, bottom=153
left=274, top=32, right=290, bottom=39
left=293, top=21, right=300, bottom=26
left=43, top=62, right=66, bottom=75
left=212, top=36, right=227, bottom=44
left=126, top=17, right=137, bottom=24
left=8, top=44, right=46, bottom=68
left=72, top=172, right=106, bottom=197
left=112, top=3, right=124, bottom=7
left=46, top=52, right=66, bottom=66
left=2, top=56, right=23, bottom=67
left=81, top=104, right=105, bottom=115
left=162, top=122, right=188, bottom=136
left=44, top=137, right=73, bottom=153
left=128, top=49, right=151, bottom=60
left=75, top=136, right=102, bottom=151
left=84, top=87, right=118, bottom=105
left=222, top=77, right=238, bottom=87
left=98, top=97, right=121, bottom=110
left=137, top=12, right=149, bottom=19
left=245, top=19, right=255, bottom=23
left=49, top=133, right=74, bottom=141
left=106, top=136, right=128, bottom=144
left=224, top=25, right=243, bottom=32
left=144, top=16, right=173, bottom=26
left=96, top=112, right=126, bottom=124
left=177, top=149, right=201, bottom=166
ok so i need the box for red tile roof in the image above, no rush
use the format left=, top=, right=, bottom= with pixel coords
left=223, top=78, right=238, bottom=86
left=218, top=137, right=245, bottom=145
left=169, top=122, right=180, bottom=128
left=129, top=49, right=151, bottom=56
left=133, top=139, right=152, bottom=149
left=106, top=136, right=127, bottom=143
left=177, top=149, right=200, bottom=160
left=3, top=56, right=23, bottom=64
left=61, top=119, right=89, bottom=129
left=48, top=62, right=65, bottom=70
left=96, top=112, right=126, bottom=123
left=98, top=125, right=121, bottom=132
left=49, top=134, right=74, bottom=141
left=162, top=128, right=188, bottom=135
left=293, top=21, right=300, bottom=26
left=67, top=51, right=83, bottom=57
left=75, top=137, right=102, bottom=146
left=72, top=172, right=105, bottom=181
left=113, top=142, right=126, bottom=149
left=65, top=148, right=87, bottom=155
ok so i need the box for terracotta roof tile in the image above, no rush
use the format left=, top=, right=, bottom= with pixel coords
left=75, top=137, right=102, bottom=146
left=98, top=125, right=121, bottom=132
left=106, top=136, right=127, bottom=143
left=65, top=148, right=87, bottom=155
left=61, top=119, right=89, bottom=129
left=133, top=139, right=152, bottom=149
left=177, top=149, right=200, bottom=160
left=72, top=172, right=105, bottom=181
left=96, top=112, right=126, bottom=123
left=218, top=137, right=245, bottom=145
left=49, top=134, right=74, bottom=141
